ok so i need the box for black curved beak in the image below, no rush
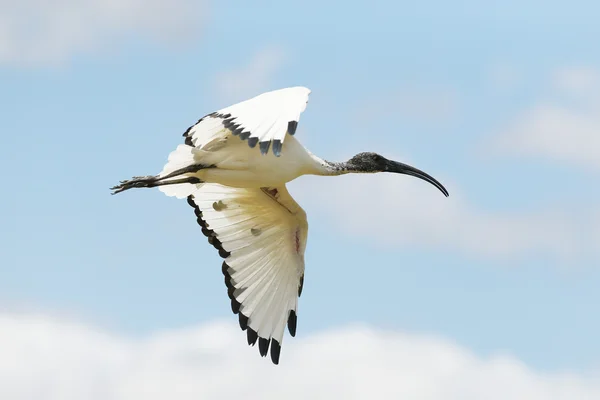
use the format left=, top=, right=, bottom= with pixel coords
left=385, top=160, right=449, bottom=197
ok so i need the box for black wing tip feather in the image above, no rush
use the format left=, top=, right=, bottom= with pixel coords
left=272, top=139, right=283, bottom=157
left=239, top=131, right=251, bottom=140
left=248, top=137, right=259, bottom=148
left=287, top=310, right=297, bottom=337
left=259, top=141, right=271, bottom=155
left=258, top=337, right=270, bottom=357
left=299, top=275, right=304, bottom=297
left=238, top=313, right=249, bottom=330
left=287, top=120, right=298, bottom=135
left=247, top=328, right=258, bottom=346
left=187, top=194, right=293, bottom=365
left=270, top=339, right=281, bottom=364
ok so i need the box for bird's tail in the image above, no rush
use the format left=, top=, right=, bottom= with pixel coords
left=157, top=144, right=204, bottom=198
left=110, top=144, right=206, bottom=197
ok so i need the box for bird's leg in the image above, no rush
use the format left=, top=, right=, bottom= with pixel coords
left=153, top=163, right=211, bottom=181
left=110, top=164, right=211, bottom=195
left=110, top=176, right=203, bottom=195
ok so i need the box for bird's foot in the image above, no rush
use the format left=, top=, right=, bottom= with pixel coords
left=110, top=176, right=157, bottom=195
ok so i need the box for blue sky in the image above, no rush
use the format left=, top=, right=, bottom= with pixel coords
left=1, top=0, right=599, bottom=397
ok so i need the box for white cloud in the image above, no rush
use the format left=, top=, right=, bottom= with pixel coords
left=214, top=47, right=286, bottom=103
left=492, top=104, right=600, bottom=171
left=1, top=313, right=599, bottom=400
left=553, top=66, right=600, bottom=99
left=292, top=174, right=590, bottom=260
left=490, top=66, right=600, bottom=172
left=0, top=0, right=205, bottom=66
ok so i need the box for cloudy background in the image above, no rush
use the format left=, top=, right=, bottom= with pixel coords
left=1, top=1, right=599, bottom=398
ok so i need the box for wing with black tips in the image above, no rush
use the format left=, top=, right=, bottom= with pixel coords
left=187, top=183, right=307, bottom=364
left=182, top=86, right=311, bottom=157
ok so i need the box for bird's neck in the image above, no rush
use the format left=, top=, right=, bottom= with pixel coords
left=306, top=155, right=354, bottom=176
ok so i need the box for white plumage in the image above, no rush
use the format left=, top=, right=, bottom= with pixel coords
left=187, top=184, right=306, bottom=363
left=112, top=86, right=449, bottom=364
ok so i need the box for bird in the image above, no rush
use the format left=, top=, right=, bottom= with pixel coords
left=111, top=86, right=449, bottom=365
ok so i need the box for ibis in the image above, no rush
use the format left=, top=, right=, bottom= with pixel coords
left=111, top=86, right=449, bottom=364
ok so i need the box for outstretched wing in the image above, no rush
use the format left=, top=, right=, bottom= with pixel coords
left=182, top=86, right=311, bottom=157
left=187, top=183, right=307, bottom=364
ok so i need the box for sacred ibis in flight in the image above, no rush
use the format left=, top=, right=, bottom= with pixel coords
left=111, top=86, right=449, bottom=364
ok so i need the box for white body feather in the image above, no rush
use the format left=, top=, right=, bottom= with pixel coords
left=200, top=135, right=326, bottom=188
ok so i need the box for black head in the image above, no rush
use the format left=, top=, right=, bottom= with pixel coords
left=347, top=152, right=389, bottom=172
left=346, top=152, right=449, bottom=197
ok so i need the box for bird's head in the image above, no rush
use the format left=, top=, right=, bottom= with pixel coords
left=345, top=152, right=449, bottom=197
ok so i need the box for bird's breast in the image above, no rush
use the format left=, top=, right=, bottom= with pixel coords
left=199, top=137, right=315, bottom=188
left=201, top=153, right=306, bottom=188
